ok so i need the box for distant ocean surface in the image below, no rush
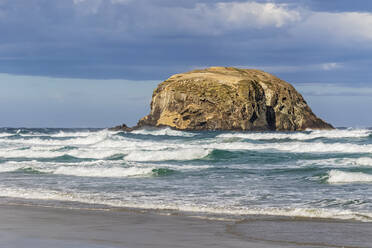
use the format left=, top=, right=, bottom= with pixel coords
left=1, top=127, right=372, bottom=222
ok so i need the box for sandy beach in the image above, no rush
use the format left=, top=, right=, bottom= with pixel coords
left=0, top=204, right=371, bottom=248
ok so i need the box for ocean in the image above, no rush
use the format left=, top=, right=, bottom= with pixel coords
left=0, top=127, right=372, bottom=222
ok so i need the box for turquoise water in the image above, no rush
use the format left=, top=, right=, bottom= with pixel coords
left=0, top=127, right=372, bottom=221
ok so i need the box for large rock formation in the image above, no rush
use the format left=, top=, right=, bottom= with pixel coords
left=136, top=67, right=333, bottom=131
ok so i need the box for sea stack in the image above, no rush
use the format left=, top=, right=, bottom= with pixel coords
left=137, top=67, right=333, bottom=131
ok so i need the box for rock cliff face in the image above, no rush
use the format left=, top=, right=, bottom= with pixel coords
left=137, top=67, right=333, bottom=131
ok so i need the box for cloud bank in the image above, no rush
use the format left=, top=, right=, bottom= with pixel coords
left=0, top=0, right=371, bottom=82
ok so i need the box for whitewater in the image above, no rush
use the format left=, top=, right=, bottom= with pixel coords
left=1, top=127, right=372, bottom=222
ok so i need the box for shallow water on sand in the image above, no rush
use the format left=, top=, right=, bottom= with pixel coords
left=1, top=127, right=372, bottom=222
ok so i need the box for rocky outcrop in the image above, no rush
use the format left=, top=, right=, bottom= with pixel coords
left=133, top=67, right=333, bottom=131
left=109, top=123, right=134, bottom=132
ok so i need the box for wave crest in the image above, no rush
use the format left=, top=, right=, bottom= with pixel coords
left=217, top=129, right=371, bottom=141
left=131, top=127, right=196, bottom=137
left=328, top=170, right=372, bottom=184
left=125, top=148, right=211, bottom=162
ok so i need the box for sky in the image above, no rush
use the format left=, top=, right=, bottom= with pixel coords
left=1, top=0, right=372, bottom=128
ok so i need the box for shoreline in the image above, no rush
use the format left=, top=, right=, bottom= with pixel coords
left=0, top=204, right=371, bottom=248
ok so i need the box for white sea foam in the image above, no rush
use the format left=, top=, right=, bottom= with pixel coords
left=67, top=149, right=127, bottom=159
left=206, top=141, right=372, bottom=154
left=0, top=160, right=104, bottom=174
left=0, top=160, right=154, bottom=178
left=0, top=146, right=128, bottom=159
left=0, top=159, right=123, bottom=168
left=0, top=140, right=172, bottom=159
left=299, top=157, right=372, bottom=168
left=352, top=157, right=372, bottom=166
left=49, top=130, right=93, bottom=138
left=1, top=187, right=371, bottom=222
left=52, top=166, right=155, bottom=178
left=52, top=164, right=210, bottom=177
left=13, top=130, right=99, bottom=138
left=0, top=133, right=13, bottom=138
left=0, top=163, right=24, bottom=173
left=328, top=170, right=372, bottom=184
left=91, top=137, right=170, bottom=150
left=158, top=163, right=212, bottom=171
left=0, top=130, right=94, bottom=139
left=131, top=127, right=196, bottom=137
left=0, top=159, right=210, bottom=177
left=0, top=131, right=174, bottom=155
left=125, top=148, right=211, bottom=162
left=2, top=140, right=372, bottom=160
left=0, top=148, right=64, bottom=158
left=1, top=130, right=116, bottom=146
left=217, top=129, right=371, bottom=141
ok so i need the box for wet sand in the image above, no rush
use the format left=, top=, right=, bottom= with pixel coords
left=0, top=204, right=371, bottom=248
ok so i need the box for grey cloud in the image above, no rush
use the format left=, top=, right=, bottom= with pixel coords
left=0, top=0, right=302, bottom=43
left=0, top=0, right=372, bottom=83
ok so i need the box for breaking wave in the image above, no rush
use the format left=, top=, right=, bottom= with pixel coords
left=124, top=148, right=211, bottom=162
left=1, top=187, right=371, bottom=222
left=327, top=170, right=372, bottom=184
left=131, top=127, right=196, bottom=137
left=2, top=127, right=372, bottom=223
left=217, top=128, right=371, bottom=141
left=208, top=141, right=372, bottom=154
left=52, top=166, right=155, bottom=178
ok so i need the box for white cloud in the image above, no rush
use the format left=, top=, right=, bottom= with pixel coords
left=321, top=63, right=341, bottom=71
left=292, top=11, right=372, bottom=43
left=71, top=1, right=302, bottom=35
left=175, top=1, right=302, bottom=34
left=212, top=2, right=301, bottom=28
left=67, top=2, right=372, bottom=43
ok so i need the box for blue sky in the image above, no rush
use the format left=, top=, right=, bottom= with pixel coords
left=1, top=0, right=372, bottom=128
